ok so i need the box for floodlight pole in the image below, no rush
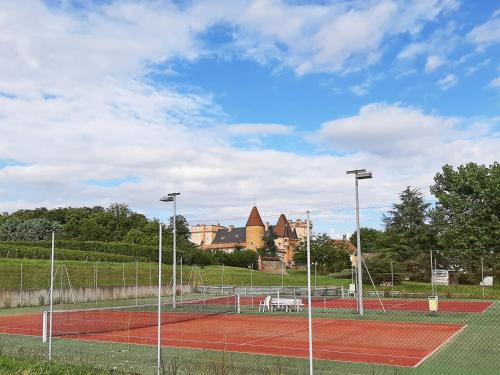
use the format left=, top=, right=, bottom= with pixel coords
left=347, top=169, right=372, bottom=316
left=172, top=195, right=177, bottom=308
left=160, top=193, right=180, bottom=309
left=157, top=222, right=162, bottom=375
left=354, top=175, right=363, bottom=315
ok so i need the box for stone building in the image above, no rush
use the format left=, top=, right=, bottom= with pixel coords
left=190, top=206, right=309, bottom=267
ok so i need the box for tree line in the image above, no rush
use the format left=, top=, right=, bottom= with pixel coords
left=0, top=203, right=258, bottom=268
left=294, top=162, right=499, bottom=284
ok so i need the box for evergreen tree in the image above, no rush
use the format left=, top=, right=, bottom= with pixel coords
left=378, top=187, right=433, bottom=280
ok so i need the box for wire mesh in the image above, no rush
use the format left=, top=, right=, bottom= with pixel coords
left=0, top=206, right=498, bottom=374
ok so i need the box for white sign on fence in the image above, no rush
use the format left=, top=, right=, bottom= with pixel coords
left=480, top=276, right=493, bottom=286
left=432, top=269, right=450, bottom=285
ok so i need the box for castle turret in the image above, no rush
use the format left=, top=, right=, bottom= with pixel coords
left=245, top=206, right=265, bottom=251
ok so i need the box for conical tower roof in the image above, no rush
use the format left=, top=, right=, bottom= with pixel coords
left=246, top=206, right=264, bottom=227
left=274, top=214, right=288, bottom=237
left=274, top=213, right=297, bottom=238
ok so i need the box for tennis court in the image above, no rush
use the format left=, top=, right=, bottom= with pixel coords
left=0, top=304, right=465, bottom=367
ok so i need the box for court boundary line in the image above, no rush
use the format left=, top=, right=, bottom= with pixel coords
left=481, top=301, right=495, bottom=314
left=413, top=324, right=467, bottom=367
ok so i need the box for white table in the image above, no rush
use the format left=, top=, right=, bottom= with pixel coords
left=270, top=298, right=304, bottom=312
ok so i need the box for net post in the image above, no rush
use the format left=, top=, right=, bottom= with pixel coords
left=42, top=311, right=48, bottom=343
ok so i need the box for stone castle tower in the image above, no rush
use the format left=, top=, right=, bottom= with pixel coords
left=245, top=206, right=265, bottom=251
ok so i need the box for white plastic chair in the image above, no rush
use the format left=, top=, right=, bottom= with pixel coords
left=259, top=295, right=271, bottom=312
left=348, top=283, right=356, bottom=298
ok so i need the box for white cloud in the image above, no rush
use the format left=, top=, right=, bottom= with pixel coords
left=350, top=83, right=370, bottom=96
left=225, top=123, right=293, bottom=136
left=467, top=12, right=500, bottom=46
left=397, top=22, right=459, bottom=72
left=425, top=55, right=445, bottom=72
left=314, top=103, right=460, bottom=157
left=437, top=73, right=458, bottom=90
left=490, top=76, right=500, bottom=88
left=0, top=1, right=497, bottom=222
left=233, top=0, right=459, bottom=75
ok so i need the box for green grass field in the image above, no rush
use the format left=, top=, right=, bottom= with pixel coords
left=1, top=257, right=498, bottom=300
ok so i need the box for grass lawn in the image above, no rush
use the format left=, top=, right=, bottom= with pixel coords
left=1, top=258, right=498, bottom=300
left=0, top=354, right=116, bottom=375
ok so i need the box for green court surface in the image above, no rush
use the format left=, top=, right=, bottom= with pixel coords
left=0, top=295, right=498, bottom=374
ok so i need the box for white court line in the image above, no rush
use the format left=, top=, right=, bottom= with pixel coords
left=239, top=319, right=333, bottom=346
left=481, top=301, right=495, bottom=314
left=413, top=324, right=467, bottom=367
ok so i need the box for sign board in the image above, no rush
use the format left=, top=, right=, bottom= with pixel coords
left=432, top=269, right=449, bottom=285
left=480, top=276, right=493, bottom=286
left=350, top=255, right=357, bottom=267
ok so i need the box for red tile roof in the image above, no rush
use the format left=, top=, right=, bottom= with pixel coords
left=246, top=206, right=264, bottom=227
left=274, top=213, right=297, bottom=239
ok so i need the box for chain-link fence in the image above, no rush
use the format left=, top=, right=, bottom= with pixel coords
left=0, top=206, right=498, bottom=374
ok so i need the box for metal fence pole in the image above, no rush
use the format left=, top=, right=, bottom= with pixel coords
left=430, top=250, right=435, bottom=296
left=481, top=257, right=485, bottom=299
left=180, top=257, right=183, bottom=305
left=20, top=262, right=23, bottom=306
left=306, top=211, right=313, bottom=375
left=94, top=263, right=98, bottom=305
left=48, top=231, right=55, bottom=361
left=135, top=259, right=139, bottom=306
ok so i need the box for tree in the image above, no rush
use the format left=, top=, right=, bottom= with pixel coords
left=79, top=216, right=111, bottom=241
left=349, top=228, right=383, bottom=253
left=380, top=187, right=432, bottom=254
left=430, top=162, right=500, bottom=277
left=363, top=254, right=405, bottom=285
left=168, top=215, right=191, bottom=240
left=123, top=228, right=148, bottom=244
left=377, top=187, right=433, bottom=281
left=0, top=217, right=63, bottom=241
left=258, top=231, right=278, bottom=257
left=294, top=234, right=351, bottom=273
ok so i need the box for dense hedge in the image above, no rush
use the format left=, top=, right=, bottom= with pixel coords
left=3, top=240, right=160, bottom=260
left=0, top=241, right=259, bottom=268
left=0, top=244, right=144, bottom=262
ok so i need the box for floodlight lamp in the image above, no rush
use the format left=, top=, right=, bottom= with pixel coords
left=346, top=169, right=366, bottom=175
left=356, top=171, right=372, bottom=180
left=160, top=192, right=180, bottom=202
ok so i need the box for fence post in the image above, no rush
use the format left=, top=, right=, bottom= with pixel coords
left=94, top=263, right=98, bottom=305
left=20, top=262, right=23, bottom=306
left=135, top=259, right=139, bottom=306
left=48, top=231, right=55, bottom=361
left=306, top=210, right=313, bottom=375
left=481, top=257, right=485, bottom=299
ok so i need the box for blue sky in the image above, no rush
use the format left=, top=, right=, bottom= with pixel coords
left=0, top=0, right=498, bottom=230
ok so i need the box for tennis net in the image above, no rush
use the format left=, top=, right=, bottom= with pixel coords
left=44, top=295, right=237, bottom=337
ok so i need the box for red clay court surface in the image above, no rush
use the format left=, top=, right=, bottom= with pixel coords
left=237, top=296, right=494, bottom=313
left=0, top=312, right=465, bottom=367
